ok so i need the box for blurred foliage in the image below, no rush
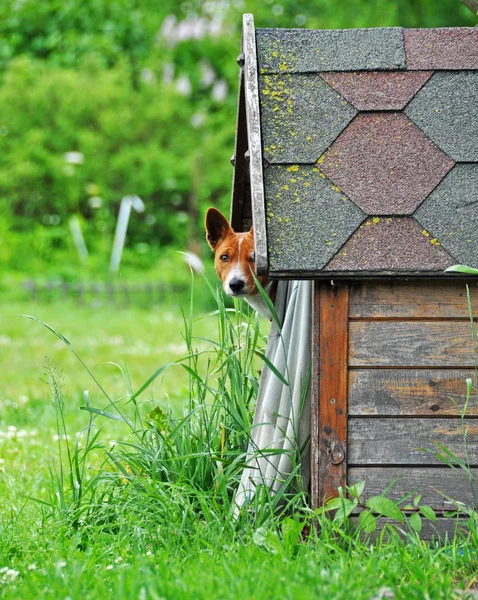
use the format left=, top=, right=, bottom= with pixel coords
left=0, top=0, right=475, bottom=275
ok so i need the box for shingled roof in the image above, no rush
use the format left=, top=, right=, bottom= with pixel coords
left=232, top=15, right=478, bottom=277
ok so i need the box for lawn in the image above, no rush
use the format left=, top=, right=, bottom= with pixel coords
left=0, top=287, right=477, bottom=599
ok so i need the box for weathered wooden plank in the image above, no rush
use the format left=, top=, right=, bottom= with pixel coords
left=348, top=466, right=478, bottom=508
left=349, top=369, right=478, bottom=416
left=349, top=418, right=478, bottom=465
left=349, top=280, right=478, bottom=319
left=350, top=515, right=470, bottom=541
left=311, top=282, right=321, bottom=510
left=317, top=283, right=349, bottom=504
left=243, top=14, right=268, bottom=275
left=349, top=321, right=477, bottom=367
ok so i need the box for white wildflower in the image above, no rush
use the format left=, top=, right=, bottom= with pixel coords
left=175, top=75, right=192, bottom=96
left=190, top=113, right=205, bottom=128
left=200, top=60, right=216, bottom=87
left=64, top=151, right=84, bottom=165
left=211, top=80, right=228, bottom=102
left=140, top=68, right=155, bottom=84
left=3, top=568, right=19, bottom=582
left=89, top=196, right=103, bottom=209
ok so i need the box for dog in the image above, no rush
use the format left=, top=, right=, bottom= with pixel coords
left=205, top=207, right=275, bottom=319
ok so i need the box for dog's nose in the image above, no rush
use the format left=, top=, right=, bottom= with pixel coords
left=229, top=278, right=245, bottom=294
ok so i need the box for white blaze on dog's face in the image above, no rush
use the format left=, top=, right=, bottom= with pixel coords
left=205, top=207, right=265, bottom=297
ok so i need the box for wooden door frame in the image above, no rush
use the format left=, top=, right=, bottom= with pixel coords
left=311, top=281, right=349, bottom=508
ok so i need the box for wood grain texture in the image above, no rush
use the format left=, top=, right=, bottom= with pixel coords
left=348, top=466, right=478, bottom=508
left=311, top=282, right=321, bottom=509
left=317, top=283, right=349, bottom=504
left=243, top=14, right=268, bottom=275
left=349, top=418, right=478, bottom=465
left=349, top=280, right=478, bottom=319
left=349, top=321, right=477, bottom=367
left=349, top=369, right=478, bottom=416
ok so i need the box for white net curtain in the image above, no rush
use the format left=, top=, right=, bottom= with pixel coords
left=235, top=280, right=313, bottom=509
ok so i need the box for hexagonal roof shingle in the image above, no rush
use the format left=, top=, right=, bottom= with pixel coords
left=414, top=165, right=478, bottom=270
left=238, top=22, right=478, bottom=277
left=319, top=71, right=432, bottom=111
left=259, top=73, right=357, bottom=164
left=265, top=165, right=365, bottom=273
left=256, top=28, right=406, bottom=73
left=404, top=28, right=478, bottom=70
left=405, top=71, right=478, bottom=162
left=318, top=113, right=455, bottom=215
left=324, top=218, right=455, bottom=272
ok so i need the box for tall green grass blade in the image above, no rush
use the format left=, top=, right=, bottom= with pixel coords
left=254, top=350, right=290, bottom=386
left=252, top=273, right=282, bottom=329
left=445, top=265, right=478, bottom=275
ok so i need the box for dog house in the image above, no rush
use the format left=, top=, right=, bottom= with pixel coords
left=231, top=14, right=478, bottom=534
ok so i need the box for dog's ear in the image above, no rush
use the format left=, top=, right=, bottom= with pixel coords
left=205, top=208, right=233, bottom=250
left=249, top=225, right=254, bottom=237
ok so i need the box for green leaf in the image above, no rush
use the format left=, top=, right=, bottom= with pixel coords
left=348, top=480, right=365, bottom=500
left=358, top=509, right=376, bottom=534
left=253, top=527, right=283, bottom=555
left=366, top=496, right=404, bottom=523
left=413, top=494, right=421, bottom=507
left=420, top=506, right=437, bottom=522
left=445, top=265, right=478, bottom=275
left=282, top=517, right=305, bottom=555
left=333, top=499, right=356, bottom=524
left=443, top=511, right=458, bottom=518
left=409, top=512, right=422, bottom=533
left=323, top=497, right=348, bottom=512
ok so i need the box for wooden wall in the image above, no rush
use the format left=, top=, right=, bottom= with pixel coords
left=311, top=279, right=478, bottom=531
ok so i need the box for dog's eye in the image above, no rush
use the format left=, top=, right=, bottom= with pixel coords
left=249, top=252, right=255, bottom=263
left=219, top=254, right=229, bottom=262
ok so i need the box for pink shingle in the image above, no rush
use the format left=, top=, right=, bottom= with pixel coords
left=319, top=113, right=454, bottom=215
left=405, top=28, right=478, bottom=70
left=320, top=71, right=432, bottom=111
left=324, top=217, right=455, bottom=272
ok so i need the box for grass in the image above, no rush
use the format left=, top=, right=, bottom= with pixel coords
left=0, top=277, right=477, bottom=599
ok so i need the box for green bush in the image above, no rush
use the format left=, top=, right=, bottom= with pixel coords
left=0, top=0, right=475, bottom=276
left=0, top=54, right=235, bottom=270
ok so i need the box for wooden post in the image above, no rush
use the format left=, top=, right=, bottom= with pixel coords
left=242, top=13, right=268, bottom=275
left=312, top=282, right=349, bottom=507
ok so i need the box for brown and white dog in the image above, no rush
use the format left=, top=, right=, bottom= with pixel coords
left=205, top=207, right=274, bottom=319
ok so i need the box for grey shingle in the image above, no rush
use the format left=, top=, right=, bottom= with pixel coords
left=405, top=72, right=478, bottom=162
left=414, top=165, right=478, bottom=270
left=256, top=28, right=405, bottom=73
left=259, top=73, right=356, bottom=164
left=265, top=165, right=365, bottom=273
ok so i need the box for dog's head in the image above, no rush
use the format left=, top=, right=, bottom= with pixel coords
left=205, top=207, right=266, bottom=297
